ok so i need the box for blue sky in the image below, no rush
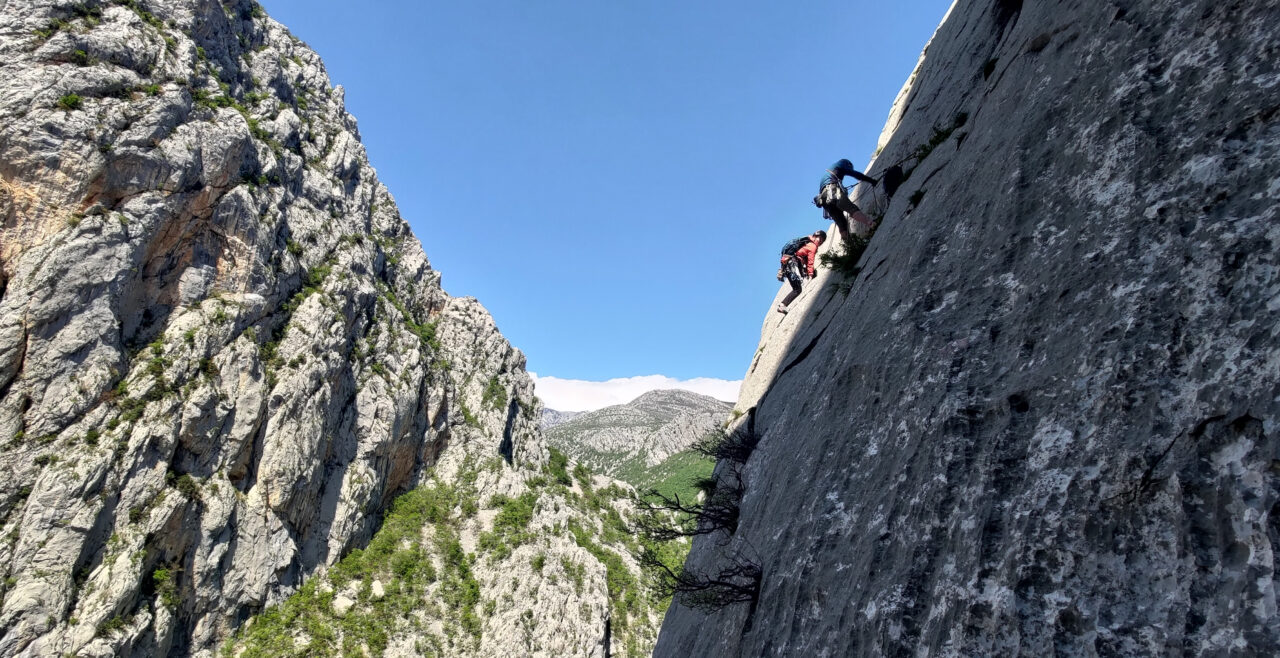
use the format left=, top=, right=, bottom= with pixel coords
left=259, top=0, right=953, bottom=408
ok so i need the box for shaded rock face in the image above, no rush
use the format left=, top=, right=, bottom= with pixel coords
left=0, top=0, right=547, bottom=655
left=658, top=0, right=1280, bottom=656
left=547, top=390, right=732, bottom=474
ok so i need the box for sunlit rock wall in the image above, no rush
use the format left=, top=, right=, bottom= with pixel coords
left=0, top=0, right=547, bottom=654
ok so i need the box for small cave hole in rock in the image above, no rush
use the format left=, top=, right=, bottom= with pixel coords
left=993, top=0, right=1022, bottom=36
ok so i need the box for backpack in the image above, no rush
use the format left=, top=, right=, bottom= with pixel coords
left=780, top=236, right=810, bottom=257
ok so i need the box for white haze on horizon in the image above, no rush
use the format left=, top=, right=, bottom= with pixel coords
left=529, top=373, right=741, bottom=412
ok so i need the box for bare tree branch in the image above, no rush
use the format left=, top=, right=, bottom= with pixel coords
left=690, top=427, right=760, bottom=464
left=640, top=547, right=762, bottom=611
left=632, top=476, right=744, bottom=541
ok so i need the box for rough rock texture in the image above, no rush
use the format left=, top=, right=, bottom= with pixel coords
left=0, top=1, right=651, bottom=656
left=351, top=442, right=661, bottom=658
left=241, top=296, right=662, bottom=658
left=226, top=306, right=664, bottom=658
left=658, top=0, right=1280, bottom=655
left=547, top=390, right=732, bottom=475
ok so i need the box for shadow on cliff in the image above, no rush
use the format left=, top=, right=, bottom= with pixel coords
left=660, top=1, right=1280, bottom=654
left=659, top=203, right=900, bottom=643
left=659, top=2, right=1038, bottom=645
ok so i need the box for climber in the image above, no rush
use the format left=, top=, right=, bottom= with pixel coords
left=776, top=230, right=826, bottom=314
left=814, top=158, right=877, bottom=241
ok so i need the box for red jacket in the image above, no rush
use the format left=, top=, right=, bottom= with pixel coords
left=795, top=240, right=819, bottom=277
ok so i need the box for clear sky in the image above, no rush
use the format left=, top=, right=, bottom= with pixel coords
left=259, top=0, right=954, bottom=408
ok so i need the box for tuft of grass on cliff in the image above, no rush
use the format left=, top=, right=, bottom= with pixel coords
left=226, top=453, right=682, bottom=658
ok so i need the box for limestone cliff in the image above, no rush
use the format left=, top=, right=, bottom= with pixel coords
left=0, top=1, right=659, bottom=656
left=657, top=0, right=1280, bottom=655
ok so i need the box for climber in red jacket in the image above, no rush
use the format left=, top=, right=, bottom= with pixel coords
left=776, top=230, right=825, bottom=313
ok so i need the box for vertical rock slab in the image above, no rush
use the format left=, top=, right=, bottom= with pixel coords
left=658, top=0, right=1280, bottom=655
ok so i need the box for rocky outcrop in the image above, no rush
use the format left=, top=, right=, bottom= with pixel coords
left=227, top=423, right=667, bottom=658
left=547, top=390, right=732, bottom=476
left=658, top=0, right=1280, bottom=655
left=0, top=1, right=650, bottom=656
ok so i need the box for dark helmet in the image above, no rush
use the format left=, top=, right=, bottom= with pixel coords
left=813, top=230, right=827, bottom=242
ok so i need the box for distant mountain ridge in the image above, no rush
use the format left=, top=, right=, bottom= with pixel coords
left=540, top=408, right=584, bottom=429
left=545, top=390, right=732, bottom=479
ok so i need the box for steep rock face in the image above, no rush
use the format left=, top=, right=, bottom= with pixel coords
left=547, top=390, right=731, bottom=475
left=229, top=432, right=666, bottom=658
left=658, top=0, right=1280, bottom=655
left=0, top=0, right=554, bottom=655
left=226, top=300, right=666, bottom=658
